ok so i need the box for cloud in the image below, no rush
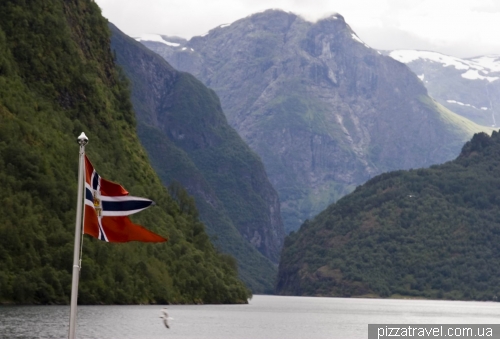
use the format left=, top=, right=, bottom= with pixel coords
left=354, top=25, right=500, bottom=58
left=95, top=0, right=500, bottom=57
left=471, top=0, right=500, bottom=13
left=348, top=0, right=500, bottom=57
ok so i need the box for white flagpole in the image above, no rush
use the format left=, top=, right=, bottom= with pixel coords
left=68, top=132, right=88, bottom=339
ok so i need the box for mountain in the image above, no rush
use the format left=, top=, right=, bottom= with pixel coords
left=0, top=0, right=249, bottom=304
left=138, top=10, right=492, bottom=233
left=389, top=50, right=500, bottom=128
left=109, top=23, right=285, bottom=293
left=277, top=131, right=500, bottom=301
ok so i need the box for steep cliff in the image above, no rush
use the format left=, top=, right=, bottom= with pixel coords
left=110, top=24, right=285, bottom=292
left=139, top=10, right=492, bottom=233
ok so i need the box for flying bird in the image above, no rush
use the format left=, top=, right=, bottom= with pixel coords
left=160, top=308, right=170, bottom=329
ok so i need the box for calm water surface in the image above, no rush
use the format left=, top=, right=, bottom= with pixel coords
left=1, top=295, right=500, bottom=339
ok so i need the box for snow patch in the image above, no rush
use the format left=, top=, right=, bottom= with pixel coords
left=351, top=34, right=369, bottom=48
left=351, top=33, right=363, bottom=44
left=134, top=34, right=180, bottom=47
left=446, top=100, right=482, bottom=109
left=447, top=100, right=465, bottom=106
left=163, top=41, right=180, bottom=47
left=220, top=23, right=231, bottom=28
left=418, top=74, right=425, bottom=81
left=182, top=47, right=187, bottom=51
left=481, top=107, right=489, bottom=110
left=389, top=50, right=469, bottom=69
left=461, top=69, right=499, bottom=82
left=390, top=50, right=500, bottom=83
left=468, top=55, right=500, bottom=72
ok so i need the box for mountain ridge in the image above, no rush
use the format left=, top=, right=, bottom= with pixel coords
left=139, top=9, right=493, bottom=233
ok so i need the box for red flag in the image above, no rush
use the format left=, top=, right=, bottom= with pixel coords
left=83, top=155, right=167, bottom=243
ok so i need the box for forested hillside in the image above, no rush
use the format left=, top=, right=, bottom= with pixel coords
left=277, top=131, right=500, bottom=301
left=0, top=0, right=249, bottom=304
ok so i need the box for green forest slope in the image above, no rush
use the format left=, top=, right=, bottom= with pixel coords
left=277, top=131, right=500, bottom=301
left=0, top=0, right=249, bottom=304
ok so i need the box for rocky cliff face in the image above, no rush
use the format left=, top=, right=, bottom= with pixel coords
left=389, top=50, right=500, bottom=128
left=110, top=24, right=285, bottom=292
left=139, top=10, right=491, bottom=233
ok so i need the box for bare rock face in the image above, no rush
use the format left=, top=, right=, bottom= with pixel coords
left=140, top=10, right=489, bottom=233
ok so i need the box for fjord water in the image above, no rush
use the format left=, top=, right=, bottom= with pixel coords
left=2, top=295, right=500, bottom=339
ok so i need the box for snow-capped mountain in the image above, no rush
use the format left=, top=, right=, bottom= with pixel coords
left=389, top=50, right=500, bottom=127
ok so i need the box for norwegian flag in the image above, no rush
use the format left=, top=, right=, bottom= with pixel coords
left=83, top=155, right=167, bottom=243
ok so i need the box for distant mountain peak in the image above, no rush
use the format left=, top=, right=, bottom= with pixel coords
left=389, top=49, right=500, bottom=127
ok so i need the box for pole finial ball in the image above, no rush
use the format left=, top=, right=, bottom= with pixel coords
left=77, top=132, right=88, bottom=146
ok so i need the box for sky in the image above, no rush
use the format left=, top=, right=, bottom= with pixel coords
left=94, top=0, right=500, bottom=58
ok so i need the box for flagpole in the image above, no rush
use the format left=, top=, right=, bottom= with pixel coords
left=68, top=132, right=88, bottom=339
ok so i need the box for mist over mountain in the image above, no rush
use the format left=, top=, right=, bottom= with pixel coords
left=138, top=10, right=492, bottom=233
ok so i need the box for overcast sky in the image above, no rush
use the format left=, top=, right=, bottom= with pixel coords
left=95, top=0, right=500, bottom=58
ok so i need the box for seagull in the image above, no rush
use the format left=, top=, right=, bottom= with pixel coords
left=160, top=308, right=170, bottom=329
